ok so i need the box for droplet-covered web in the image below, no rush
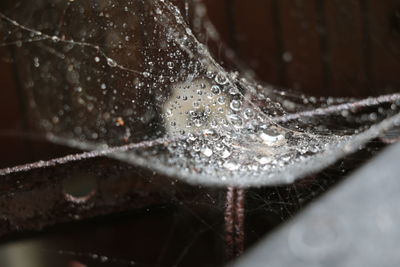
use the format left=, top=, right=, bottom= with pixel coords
left=1, top=0, right=400, bottom=187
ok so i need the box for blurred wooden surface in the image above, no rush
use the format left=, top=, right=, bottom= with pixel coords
left=204, top=0, right=400, bottom=97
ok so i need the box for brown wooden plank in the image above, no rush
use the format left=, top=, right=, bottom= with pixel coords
left=324, top=0, right=369, bottom=97
left=277, top=0, right=325, bottom=95
left=368, top=0, right=400, bottom=94
left=0, top=56, right=29, bottom=168
left=202, top=0, right=233, bottom=48
left=231, top=0, right=282, bottom=85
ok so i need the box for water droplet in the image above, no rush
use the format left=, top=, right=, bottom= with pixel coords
left=193, top=101, right=201, bottom=108
left=215, top=73, right=228, bottom=85
left=217, top=96, right=226, bottom=105
left=165, top=109, right=172, bottom=117
left=215, top=142, right=224, bottom=151
left=228, top=87, right=239, bottom=95
left=167, top=61, right=174, bottom=69
left=187, top=133, right=197, bottom=141
left=243, top=108, right=254, bottom=119
left=107, top=58, right=117, bottom=67
left=221, top=149, right=231, bottom=159
left=204, top=106, right=212, bottom=115
left=201, top=146, right=213, bottom=157
left=227, top=114, right=244, bottom=128
left=94, top=56, right=100, bottom=62
left=206, top=70, right=215, bottom=79
left=255, top=156, right=271, bottom=165
left=210, top=119, right=218, bottom=128
left=211, top=85, right=221, bottom=95
left=230, top=100, right=242, bottom=111
left=193, top=118, right=203, bottom=127
left=259, top=128, right=285, bottom=145
left=33, top=57, right=40, bottom=67
left=51, top=36, right=60, bottom=42
left=223, top=162, right=239, bottom=171
left=193, top=142, right=201, bottom=152
left=282, top=51, right=292, bottom=62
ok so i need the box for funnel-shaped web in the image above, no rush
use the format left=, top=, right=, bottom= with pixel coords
left=0, top=0, right=400, bottom=188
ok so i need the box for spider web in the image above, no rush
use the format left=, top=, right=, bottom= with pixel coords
left=0, top=0, right=399, bottom=187
left=0, top=0, right=400, bottom=266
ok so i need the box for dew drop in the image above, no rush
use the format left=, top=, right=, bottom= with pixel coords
left=201, top=146, right=213, bottom=157
left=217, top=96, right=226, bottom=105
left=223, top=162, right=239, bottom=171
left=193, top=118, right=203, bottom=127
left=51, top=36, right=60, bottom=42
left=282, top=51, right=292, bottom=62
left=206, top=70, right=215, bottom=79
left=228, top=87, right=239, bottom=95
left=221, top=149, right=231, bottom=159
left=230, top=99, right=242, bottom=111
left=193, top=142, right=201, bottom=152
left=193, top=101, right=201, bottom=108
left=243, top=108, right=254, bottom=119
left=227, top=114, right=244, bottom=128
left=210, top=119, right=218, bottom=128
left=259, top=128, right=285, bottom=145
left=255, top=156, right=271, bottom=165
left=211, top=85, right=221, bottom=95
left=165, top=109, right=173, bottom=117
left=215, top=142, right=224, bottom=151
left=215, top=73, right=228, bottom=85
left=33, top=57, right=40, bottom=67
left=204, top=106, right=212, bottom=115
left=107, top=58, right=117, bottom=67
